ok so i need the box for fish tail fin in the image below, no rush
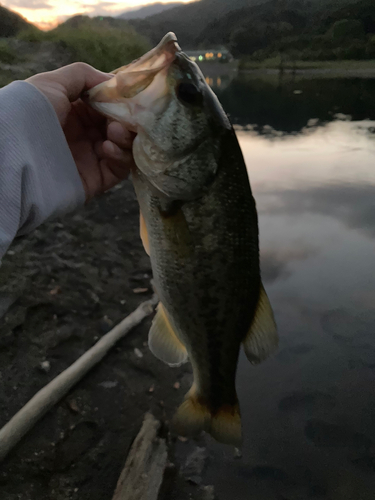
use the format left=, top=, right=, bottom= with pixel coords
left=172, top=385, right=211, bottom=437
left=210, top=403, right=242, bottom=447
left=172, top=386, right=242, bottom=447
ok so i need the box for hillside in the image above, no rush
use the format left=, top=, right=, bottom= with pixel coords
left=199, top=0, right=375, bottom=60
left=128, top=0, right=362, bottom=48
left=128, top=0, right=267, bottom=47
left=62, top=14, right=132, bottom=30
left=128, top=0, right=375, bottom=60
left=118, top=2, right=183, bottom=20
left=0, top=4, right=35, bottom=37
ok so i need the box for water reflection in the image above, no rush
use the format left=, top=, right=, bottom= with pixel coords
left=210, top=73, right=375, bottom=132
left=203, top=119, right=375, bottom=499
left=205, top=74, right=234, bottom=90
left=204, top=76, right=223, bottom=88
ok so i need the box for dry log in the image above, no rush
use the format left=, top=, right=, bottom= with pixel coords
left=112, top=413, right=168, bottom=500
left=0, top=295, right=158, bottom=462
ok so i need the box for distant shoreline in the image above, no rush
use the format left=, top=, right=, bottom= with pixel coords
left=195, top=60, right=239, bottom=77
left=240, top=68, right=375, bottom=79
left=197, top=59, right=375, bottom=79
left=239, top=59, right=375, bottom=78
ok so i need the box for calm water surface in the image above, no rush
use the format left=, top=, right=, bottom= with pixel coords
left=189, top=74, right=375, bottom=499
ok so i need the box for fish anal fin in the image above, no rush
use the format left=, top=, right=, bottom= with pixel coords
left=140, top=211, right=150, bottom=256
left=243, top=283, right=278, bottom=364
left=172, top=386, right=242, bottom=447
left=149, top=303, right=188, bottom=367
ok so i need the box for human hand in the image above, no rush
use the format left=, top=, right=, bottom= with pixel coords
left=27, top=62, right=135, bottom=201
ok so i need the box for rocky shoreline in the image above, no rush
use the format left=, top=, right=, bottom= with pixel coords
left=0, top=181, right=217, bottom=499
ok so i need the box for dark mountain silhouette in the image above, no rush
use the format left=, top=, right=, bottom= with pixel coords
left=127, top=0, right=268, bottom=47
left=0, top=4, right=34, bottom=37
left=62, top=14, right=130, bottom=30
left=118, top=2, right=183, bottom=20
left=198, top=0, right=375, bottom=59
left=127, top=0, right=361, bottom=48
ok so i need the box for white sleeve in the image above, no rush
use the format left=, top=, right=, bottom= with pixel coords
left=0, top=80, right=85, bottom=259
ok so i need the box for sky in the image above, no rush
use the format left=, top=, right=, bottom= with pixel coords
left=3, top=0, right=191, bottom=30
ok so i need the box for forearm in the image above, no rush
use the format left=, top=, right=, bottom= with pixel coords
left=0, top=81, right=85, bottom=259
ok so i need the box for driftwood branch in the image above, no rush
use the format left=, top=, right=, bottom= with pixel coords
left=112, top=413, right=168, bottom=500
left=0, top=295, right=158, bottom=462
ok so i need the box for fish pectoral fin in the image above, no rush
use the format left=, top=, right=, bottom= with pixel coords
left=140, top=211, right=150, bottom=256
left=149, top=303, right=188, bottom=367
left=158, top=203, right=193, bottom=258
left=172, top=385, right=242, bottom=447
left=242, top=283, right=278, bottom=364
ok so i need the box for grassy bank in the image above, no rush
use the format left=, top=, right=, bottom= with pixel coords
left=0, top=18, right=151, bottom=87
left=18, top=19, right=150, bottom=73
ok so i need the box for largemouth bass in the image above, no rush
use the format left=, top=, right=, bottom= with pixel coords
left=87, top=33, right=278, bottom=446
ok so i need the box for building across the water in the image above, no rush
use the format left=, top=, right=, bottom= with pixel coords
left=185, top=49, right=233, bottom=63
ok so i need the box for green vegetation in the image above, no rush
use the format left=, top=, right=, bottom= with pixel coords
left=18, top=17, right=150, bottom=72
left=0, top=69, right=17, bottom=87
left=0, top=41, right=19, bottom=64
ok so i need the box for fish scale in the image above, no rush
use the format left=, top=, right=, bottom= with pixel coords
left=132, top=127, right=260, bottom=422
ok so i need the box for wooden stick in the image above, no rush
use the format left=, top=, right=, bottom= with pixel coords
left=0, top=295, right=158, bottom=462
left=112, top=413, right=167, bottom=500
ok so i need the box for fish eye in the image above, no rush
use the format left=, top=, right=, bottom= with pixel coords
left=176, top=82, right=202, bottom=106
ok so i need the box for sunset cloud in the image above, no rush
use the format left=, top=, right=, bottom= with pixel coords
left=83, top=1, right=123, bottom=14
left=3, top=0, right=191, bottom=28
left=8, top=0, right=53, bottom=9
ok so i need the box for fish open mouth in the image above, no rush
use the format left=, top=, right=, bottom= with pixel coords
left=87, top=33, right=180, bottom=128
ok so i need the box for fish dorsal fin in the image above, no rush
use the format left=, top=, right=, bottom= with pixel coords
left=242, top=283, right=278, bottom=364
left=140, top=211, right=150, bottom=256
left=149, top=303, right=188, bottom=367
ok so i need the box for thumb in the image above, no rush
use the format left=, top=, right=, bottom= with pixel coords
left=50, top=62, right=113, bottom=102
left=27, top=62, right=113, bottom=124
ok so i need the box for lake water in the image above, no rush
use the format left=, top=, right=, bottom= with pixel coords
left=191, top=73, right=375, bottom=499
